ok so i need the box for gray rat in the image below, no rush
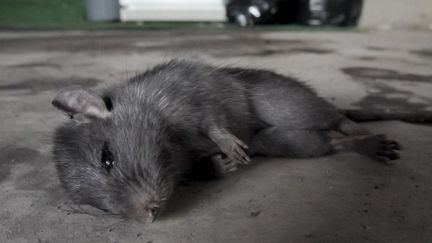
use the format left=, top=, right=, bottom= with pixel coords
left=52, top=60, right=400, bottom=222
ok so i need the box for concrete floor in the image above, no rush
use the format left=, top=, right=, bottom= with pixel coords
left=0, top=29, right=431, bottom=243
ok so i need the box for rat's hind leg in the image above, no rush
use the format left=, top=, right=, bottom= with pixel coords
left=249, top=126, right=401, bottom=162
left=334, top=118, right=401, bottom=162
left=336, top=118, right=372, bottom=136
left=249, top=74, right=341, bottom=130
left=249, top=127, right=334, bottom=158
left=331, top=134, right=401, bottom=163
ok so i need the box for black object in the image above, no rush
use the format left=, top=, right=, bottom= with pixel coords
left=226, top=0, right=363, bottom=27
left=298, top=0, right=364, bottom=26
left=226, top=0, right=279, bottom=27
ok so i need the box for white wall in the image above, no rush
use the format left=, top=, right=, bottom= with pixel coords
left=119, top=0, right=226, bottom=22
left=359, top=0, right=432, bottom=30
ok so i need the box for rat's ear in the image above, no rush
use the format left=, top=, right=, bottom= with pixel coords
left=52, top=86, right=111, bottom=123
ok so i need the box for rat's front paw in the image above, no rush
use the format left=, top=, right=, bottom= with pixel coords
left=211, top=154, right=239, bottom=175
left=218, top=136, right=250, bottom=165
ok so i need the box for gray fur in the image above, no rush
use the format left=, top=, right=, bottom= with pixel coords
left=52, top=60, right=400, bottom=222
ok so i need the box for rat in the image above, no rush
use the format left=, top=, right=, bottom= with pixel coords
left=52, top=60, right=400, bottom=222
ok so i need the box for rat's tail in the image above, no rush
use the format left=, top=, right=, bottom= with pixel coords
left=341, top=109, right=432, bottom=123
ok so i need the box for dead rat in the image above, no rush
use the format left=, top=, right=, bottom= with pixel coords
left=52, top=60, right=400, bottom=222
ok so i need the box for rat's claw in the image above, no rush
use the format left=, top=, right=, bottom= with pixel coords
left=235, top=146, right=250, bottom=164
left=235, top=138, right=249, bottom=150
left=389, top=140, right=401, bottom=150
left=219, top=137, right=250, bottom=165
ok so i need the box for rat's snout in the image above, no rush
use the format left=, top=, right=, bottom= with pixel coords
left=127, top=194, right=161, bottom=223
left=130, top=204, right=159, bottom=223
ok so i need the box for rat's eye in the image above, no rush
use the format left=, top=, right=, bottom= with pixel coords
left=101, top=142, right=114, bottom=171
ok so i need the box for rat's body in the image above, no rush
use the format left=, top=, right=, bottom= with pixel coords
left=52, top=60, right=399, bottom=222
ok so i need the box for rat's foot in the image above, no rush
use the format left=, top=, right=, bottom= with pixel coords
left=211, top=154, right=239, bottom=175
left=208, top=127, right=250, bottom=165
left=332, top=134, right=401, bottom=163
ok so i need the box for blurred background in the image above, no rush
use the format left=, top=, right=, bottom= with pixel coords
left=0, top=0, right=431, bottom=30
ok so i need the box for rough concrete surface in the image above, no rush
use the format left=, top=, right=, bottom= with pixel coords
left=0, top=29, right=431, bottom=243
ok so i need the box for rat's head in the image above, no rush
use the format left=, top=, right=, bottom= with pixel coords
left=52, top=86, right=178, bottom=223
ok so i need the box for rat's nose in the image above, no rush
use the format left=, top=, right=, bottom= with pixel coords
left=127, top=193, right=161, bottom=222
left=147, top=205, right=159, bottom=222
left=129, top=204, right=159, bottom=223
